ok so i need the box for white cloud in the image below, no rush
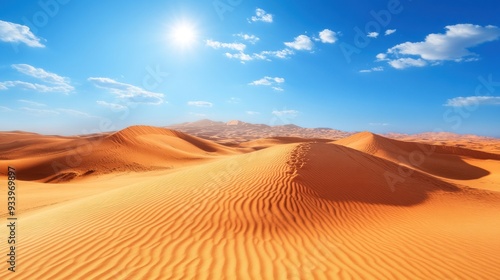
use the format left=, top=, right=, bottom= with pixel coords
left=0, top=64, right=74, bottom=94
left=206, top=39, right=246, bottom=52
left=88, top=77, right=164, bottom=105
left=259, top=49, right=295, bottom=59
left=272, top=87, right=284, bottom=92
left=367, top=32, right=379, bottom=38
left=388, top=58, right=427, bottom=69
left=21, top=107, right=59, bottom=116
left=18, top=99, right=46, bottom=107
left=12, top=64, right=68, bottom=85
left=235, top=33, right=260, bottom=44
left=318, top=29, right=337, bottom=44
left=225, top=52, right=255, bottom=63
left=285, top=35, right=314, bottom=51
left=0, top=80, right=72, bottom=93
left=188, top=101, right=213, bottom=107
left=57, top=108, right=96, bottom=119
left=0, top=20, right=44, bottom=47
left=359, top=66, right=384, bottom=73
left=376, top=53, right=388, bottom=61
left=249, top=76, right=285, bottom=86
left=272, top=110, right=299, bottom=117
left=246, top=111, right=260, bottom=115
left=250, top=8, right=273, bottom=23
left=383, top=24, right=500, bottom=69
left=445, top=96, right=500, bottom=107
left=385, top=29, right=397, bottom=36
left=96, top=100, right=127, bottom=110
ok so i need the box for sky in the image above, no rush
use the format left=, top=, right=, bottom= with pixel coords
left=1, top=0, right=500, bottom=136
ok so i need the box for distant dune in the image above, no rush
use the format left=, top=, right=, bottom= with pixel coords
left=0, top=125, right=238, bottom=182
left=0, top=125, right=499, bottom=279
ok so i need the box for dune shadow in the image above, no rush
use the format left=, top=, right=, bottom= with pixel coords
left=294, top=143, right=462, bottom=206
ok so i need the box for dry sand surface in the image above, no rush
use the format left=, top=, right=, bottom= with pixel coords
left=1, top=125, right=500, bottom=279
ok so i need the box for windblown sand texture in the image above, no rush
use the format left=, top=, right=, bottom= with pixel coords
left=1, top=125, right=499, bottom=279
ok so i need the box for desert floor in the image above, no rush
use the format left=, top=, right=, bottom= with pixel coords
left=1, top=126, right=499, bottom=279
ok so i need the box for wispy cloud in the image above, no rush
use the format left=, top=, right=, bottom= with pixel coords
left=249, top=8, right=273, bottom=23
left=285, top=35, right=313, bottom=51
left=89, top=77, right=164, bottom=105
left=445, top=96, right=500, bottom=107
left=224, top=52, right=255, bottom=63
left=259, top=49, right=295, bottom=59
left=188, top=101, right=213, bottom=107
left=367, top=32, right=379, bottom=38
left=205, top=39, right=246, bottom=52
left=18, top=99, right=46, bottom=107
left=359, top=66, right=384, bottom=73
left=381, top=24, right=500, bottom=69
left=96, top=100, right=127, bottom=110
left=57, top=108, right=97, bottom=119
left=0, top=80, right=72, bottom=94
left=21, top=107, right=60, bottom=116
left=318, top=29, right=337, bottom=44
left=249, top=76, right=285, bottom=90
left=0, top=20, right=44, bottom=47
left=272, top=109, right=299, bottom=117
left=12, top=64, right=68, bottom=85
left=227, top=97, right=240, bottom=104
left=385, top=29, right=397, bottom=36
left=234, top=33, right=260, bottom=44
left=0, top=106, right=13, bottom=112
left=0, top=64, right=74, bottom=94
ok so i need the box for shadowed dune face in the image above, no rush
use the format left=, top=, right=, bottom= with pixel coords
left=335, top=132, right=496, bottom=181
left=292, top=143, right=460, bottom=206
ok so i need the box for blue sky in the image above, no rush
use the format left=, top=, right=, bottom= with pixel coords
left=1, top=0, right=500, bottom=136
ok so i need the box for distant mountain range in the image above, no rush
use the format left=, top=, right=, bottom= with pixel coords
left=168, top=119, right=353, bottom=144
left=168, top=119, right=499, bottom=145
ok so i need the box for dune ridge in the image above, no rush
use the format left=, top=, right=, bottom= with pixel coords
left=0, top=126, right=238, bottom=182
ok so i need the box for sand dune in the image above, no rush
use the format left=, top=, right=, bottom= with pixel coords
left=1, top=129, right=499, bottom=279
left=336, top=132, right=500, bottom=191
left=0, top=126, right=237, bottom=182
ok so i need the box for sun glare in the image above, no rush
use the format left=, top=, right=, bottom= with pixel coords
left=171, top=22, right=196, bottom=48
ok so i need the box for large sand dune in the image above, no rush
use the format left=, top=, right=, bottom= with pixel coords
left=0, top=126, right=237, bottom=183
left=0, top=128, right=499, bottom=279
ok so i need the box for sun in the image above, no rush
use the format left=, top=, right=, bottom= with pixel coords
left=170, top=22, right=196, bottom=48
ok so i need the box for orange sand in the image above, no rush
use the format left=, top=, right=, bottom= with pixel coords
left=0, top=126, right=499, bottom=279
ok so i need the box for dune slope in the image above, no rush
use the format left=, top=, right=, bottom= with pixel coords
left=0, top=126, right=236, bottom=182
left=336, top=132, right=500, bottom=191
